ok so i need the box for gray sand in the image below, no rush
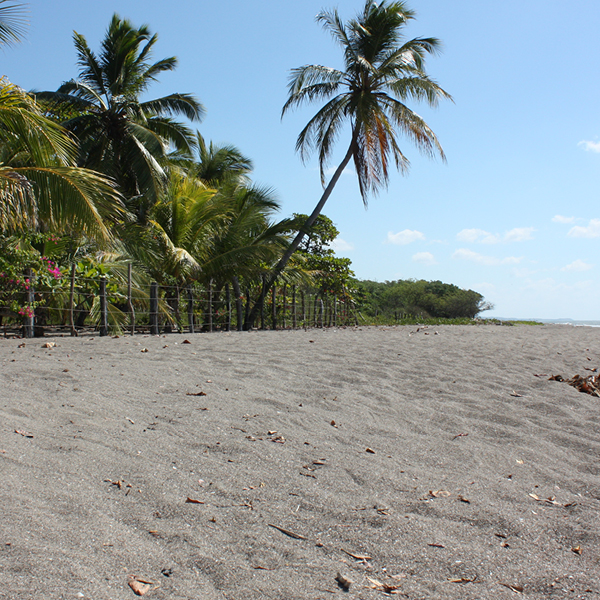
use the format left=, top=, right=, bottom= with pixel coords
left=1, top=325, right=599, bottom=599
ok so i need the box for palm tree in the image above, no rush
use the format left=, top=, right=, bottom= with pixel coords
left=0, top=0, right=27, bottom=47
left=0, top=78, right=123, bottom=240
left=38, top=14, right=204, bottom=223
left=190, top=132, right=253, bottom=188
left=246, top=0, right=451, bottom=327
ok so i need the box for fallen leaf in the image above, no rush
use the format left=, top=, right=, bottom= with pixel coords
left=341, top=548, right=372, bottom=560
left=140, top=348, right=148, bottom=353
left=499, top=582, right=524, bottom=593
left=41, top=342, right=56, bottom=348
left=182, top=339, right=191, bottom=344
left=268, top=523, right=307, bottom=540
left=186, top=391, right=207, bottom=396
left=128, top=576, right=156, bottom=596
left=366, top=577, right=402, bottom=593
left=335, top=572, right=352, bottom=590
left=451, top=432, right=469, bottom=440
left=14, top=429, right=33, bottom=438
left=429, top=490, right=451, bottom=498
left=449, top=576, right=477, bottom=583
left=571, top=545, right=582, bottom=555
left=330, top=420, right=337, bottom=427
left=185, top=497, right=204, bottom=504
left=428, top=543, right=445, bottom=548
left=510, top=391, right=523, bottom=397
left=365, top=447, right=376, bottom=454
left=457, top=495, right=471, bottom=503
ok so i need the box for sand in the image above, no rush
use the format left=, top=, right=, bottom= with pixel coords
left=1, top=324, right=599, bottom=599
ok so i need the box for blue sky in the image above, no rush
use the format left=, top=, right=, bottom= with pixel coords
left=5, top=0, right=600, bottom=319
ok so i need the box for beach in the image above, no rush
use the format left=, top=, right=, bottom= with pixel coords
left=1, top=324, right=599, bottom=599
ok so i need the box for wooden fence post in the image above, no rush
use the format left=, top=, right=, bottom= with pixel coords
left=207, top=279, right=213, bottom=332
left=150, top=282, right=159, bottom=335
left=271, top=285, right=277, bottom=330
left=301, top=290, right=305, bottom=328
left=292, top=285, right=297, bottom=329
left=333, top=294, right=337, bottom=327
left=282, top=283, right=287, bottom=329
left=99, top=276, right=108, bottom=336
left=225, top=284, right=231, bottom=332
left=187, top=285, right=194, bottom=334
left=69, top=264, right=77, bottom=336
left=127, top=263, right=135, bottom=335
left=23, top=269, right=34, bottom=338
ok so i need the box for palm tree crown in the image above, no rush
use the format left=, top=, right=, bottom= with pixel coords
left=283, top=0, right=451, bottom=200
left=39, top=14, right=205, bottom=220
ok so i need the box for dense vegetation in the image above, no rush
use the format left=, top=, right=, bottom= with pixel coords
left=353, top=279, right=493, bottom=321
left=0, top=2, right=489, bottom=334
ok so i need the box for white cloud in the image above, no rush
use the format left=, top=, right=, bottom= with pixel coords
left=504, top=227, right=535, bottom=242
left=456, top=227, right=534, bottom=244
left=578, top=140, right=600, bottom=153
left=552, top=215, right=575, bottom=224
left=456, top=228, right=497, bottom=243
left=452, top=248, right=522, bottom=266
left=561, top=259, right=593, bottom=272
left=568, top=218, right=600, bottom=238
left=386, top=229, right=425, bottom=245
left=328, top=237, right=354, bottom=253
left=513, top=267, right=539, bottom=278
left=412, top=251, right=436, bottom=265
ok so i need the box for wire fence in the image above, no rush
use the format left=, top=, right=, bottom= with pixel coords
left=0, top=270, right=359, bottom=338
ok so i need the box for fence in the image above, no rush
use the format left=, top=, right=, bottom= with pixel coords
left=0, top=268, right=359, bottom=337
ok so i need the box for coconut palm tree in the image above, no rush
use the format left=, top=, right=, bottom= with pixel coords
left=190, top=132, right=253, bottom=188
left=0, top=78, right=123, bottom=240
left=38, top=14, right=204, bottom=223
left=246, top=0, right=451, bottom=327
left=0, top=0, right=27, bottom=47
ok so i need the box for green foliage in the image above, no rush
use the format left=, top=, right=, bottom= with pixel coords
left=354, top=279, right=493, bottom=320
left=292, top=213, right=355, bottom=297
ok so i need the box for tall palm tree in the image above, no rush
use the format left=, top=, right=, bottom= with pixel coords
left=246, top=0, right=451, bottom=327
left=0, top=0, right=27, bottom=47
left=0, top=78, right=123, bottom=240
left=38, top=14, right=204, bottom=223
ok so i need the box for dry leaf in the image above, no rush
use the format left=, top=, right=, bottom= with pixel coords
left=141, top=348, right=148, bottom=353
left=499, top=582, right=524, bottom=593
left=429, top=490, right=451, bottom=498
left=449, top=576, right=477, bottom=583
left=571, top=545, right=582, bottom=555
left=14, top=429, right=33, bottom=438
left=335, top=572, right=352, bottom=590
left=366, top=577, right=402, bottom=594
left=341, top=548, right=372, bottom=560
left=41, top=342, right=56, bottom=348
left=457, top=495, right=470, bottom=503
left=268, top=523, right=307, bottom=540
left=365, top=447, right=376, bottom=454
left=510, top=391, right=523, bottom=397
left=185, top=497, right=204, bottom=504
left=186, top=391, right=206, bottom=396
left=428, top=543, right=445, bottom=548
left=128, top=576, right=156, bottom=596
left=182, top=339, right=191, bottom=344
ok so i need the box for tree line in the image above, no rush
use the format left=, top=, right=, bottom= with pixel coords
left=0, top=1, right=482, bottom=335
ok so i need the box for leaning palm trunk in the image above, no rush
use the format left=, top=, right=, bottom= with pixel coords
left=245, top=138, right=356, bottom=329
left=245, top=1, right=450, bottom=329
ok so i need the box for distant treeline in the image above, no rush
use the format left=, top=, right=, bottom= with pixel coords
left=353, top=279, right=493, bottom=320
